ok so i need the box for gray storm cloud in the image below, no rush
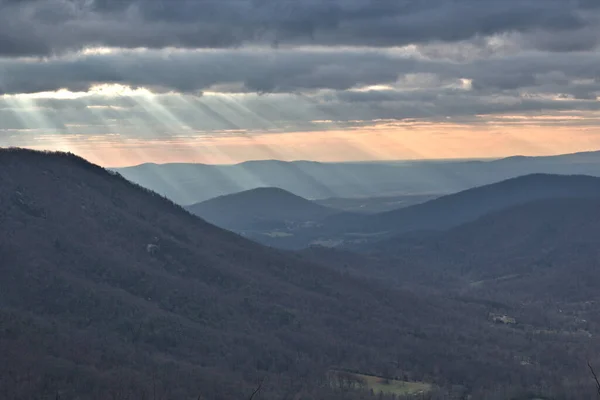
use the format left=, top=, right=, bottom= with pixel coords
left=0, top=0, right=599, bottom=140
left=0, top=0, right=598, bottom=56
left=1, top=48, right=599, bottom=98
left=0, top=49, right=416, bottom=94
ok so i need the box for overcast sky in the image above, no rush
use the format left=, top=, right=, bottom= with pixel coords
left=1, top=0, right=600, bottom=165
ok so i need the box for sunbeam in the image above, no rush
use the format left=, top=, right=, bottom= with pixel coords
left=3, top=95, right=76, bottom=154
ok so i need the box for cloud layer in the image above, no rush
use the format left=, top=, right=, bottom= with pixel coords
left=1, top=0, right=599, bottom=56
left=1, top=0, right=599, bottom=160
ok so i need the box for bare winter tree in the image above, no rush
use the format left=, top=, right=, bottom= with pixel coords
left=249, top=377, right=266, bottom=400
left=588, top=362, right=600, bottom=398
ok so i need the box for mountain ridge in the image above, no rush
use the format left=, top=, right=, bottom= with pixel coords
left=116, top=150, right=600, bottom=170
left=361, top=196, right=600, bottom=302
left=2, top=148, right=600, bottom=398
left=114, top=149, right=600, bottom=205
left=322, top=173, right=600, bottom=248
left=1, top=147, right=554, bottom=399
left=186, top=187, right=337, bottom=232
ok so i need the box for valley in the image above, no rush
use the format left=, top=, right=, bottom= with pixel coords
left=3, top=149, right=600, bottom=399
left=4, top=2, right=600, bottom=397
left=190, top=171, right=600, bottom=250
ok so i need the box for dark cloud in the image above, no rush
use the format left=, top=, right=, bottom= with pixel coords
left=3, top=47, right=600, bottom=98
left=0, top=50, right=600, bottom=138
left=0, top=0, right=598, bottom=56
left=0, top=49, right=416, bottom=94
left=1, top=0, right=599, bottom=140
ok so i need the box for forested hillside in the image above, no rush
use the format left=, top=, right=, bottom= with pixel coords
left=305, top=197, right=600, bottom=380
left=4, top=149, right=596, bottom=398
left=267, top=174, right=600, bottom=249
left=331, top=174, right=600, bottom=244
left=186, top=187, right=336, bottom=230
left=369, top=197, right=600, bottom=301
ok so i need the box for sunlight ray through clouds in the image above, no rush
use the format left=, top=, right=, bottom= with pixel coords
left=3, top=73, right=600, bottom=167
left=219, top=94, right=384, bottom=196
left=3, top=95, right=75, bottom=154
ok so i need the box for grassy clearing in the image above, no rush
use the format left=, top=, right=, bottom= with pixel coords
left=360, top=374, right=432, bottom=396
left=470, top=273, right=522, bottom=287
left=263, top=231, right=293, bottom=237
left=310, top=239, right=344, bottom=247
left=344, top=231, right=389, bottom=238
left=329, top=370, right=432, bottom=396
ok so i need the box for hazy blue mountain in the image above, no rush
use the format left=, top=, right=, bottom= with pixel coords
left=291, top=174, right=600, bottom=249
left=186, top=187, right=337, bottom=231
left=114, top=150, right=600, bottom=205
left=115, top=160, right=439, bottom=205
left=351, top=173, right=600, bottom=236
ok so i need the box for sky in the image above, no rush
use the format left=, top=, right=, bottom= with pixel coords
left=1, top=0, right=600, bottom=166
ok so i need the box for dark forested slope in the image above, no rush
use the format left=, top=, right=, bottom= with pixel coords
left=408, top=197, right=600, bottom=300
left=358, top=196, right=600, bottom=304
left=3, top=149, right=588, bottom=399
left=362, top=173, right=600, bottom=233
left=322, top=174, right=600, bottom=248
left=186, top=187, right=336, bottom=230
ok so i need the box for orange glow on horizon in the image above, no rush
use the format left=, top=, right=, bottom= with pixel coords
left=23, top=121, right=600, bottom=167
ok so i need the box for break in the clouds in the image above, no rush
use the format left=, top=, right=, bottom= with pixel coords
left=1, top=0, right=600, bottom=161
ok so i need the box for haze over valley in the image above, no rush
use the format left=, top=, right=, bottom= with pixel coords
left=6, top=148, right=600, bottom=399
left=3, top=0, right=600, bottom=398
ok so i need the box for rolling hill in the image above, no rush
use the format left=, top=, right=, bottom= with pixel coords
left=345, top=195, right=600, bottom=303
left=186, top=187, right=337, bottom=231
left=396, top=197, right=600, bottom=302
left=3, top=149, right=587, bottom=398
left=317, top=174, right=600, bottom=248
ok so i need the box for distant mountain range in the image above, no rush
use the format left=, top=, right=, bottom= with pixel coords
left=199, top=173, right=600, bottom=249
left=333, top=173, right=600, bottom=244
left=114, top=159, right=443, bottom=205
left=3, top=148, right=600, bottom=398
left=115, top=150, right=600, bottom=205
left=186, top=188, right=444, bottom=247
